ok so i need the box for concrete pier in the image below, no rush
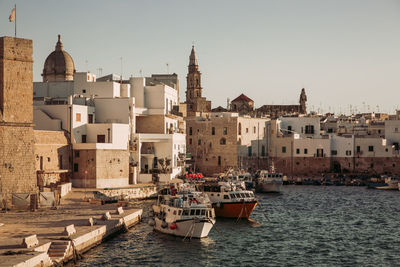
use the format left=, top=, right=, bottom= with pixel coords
left=0, top=190, right=143, bottom=266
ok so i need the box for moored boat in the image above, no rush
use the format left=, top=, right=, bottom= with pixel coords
left=199, top=181, right=257, bottom=219
left=255, top=170, right=283, bottom=193
left=151, top=184, right=215, bottom=238
left=375, top=176, right=399, bottom=190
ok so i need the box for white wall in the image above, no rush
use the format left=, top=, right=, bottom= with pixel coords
left=33, top=81, right=74, bottom=98
left=85, top=123, right=129, bottom=149
left=292, top=138, right=331, bottom=158
left=280, top=117, right=321, bottom=138
left=74, top=72, right=121, bottom=98
left=94, top=98, right=131, bottom=124
left=385, top=120, right=400, bottom=145
left=330, top=135, right=354, bottom=157
left=33, top=108, right=62, bottom=131
left=130, top=77, right=145, bottom=108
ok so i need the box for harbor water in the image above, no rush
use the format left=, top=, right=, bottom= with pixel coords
left=77, top=186, right=400, bottom=266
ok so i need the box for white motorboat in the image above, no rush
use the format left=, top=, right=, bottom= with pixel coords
left=150, top=184, right=215, bottom=238
left=255, top=170, right=284, bottom=193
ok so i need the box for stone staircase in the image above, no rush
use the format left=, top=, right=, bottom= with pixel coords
left=48, top=240, right=71, bottom=264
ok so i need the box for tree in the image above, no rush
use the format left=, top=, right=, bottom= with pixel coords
left=158, top=157, right=171, bottom=173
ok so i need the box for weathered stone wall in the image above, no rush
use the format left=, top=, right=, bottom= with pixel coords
left=72, top=149, right=129, bottom=188
left=269, top=156, right=400, bottom=176
left=136, top=115, right=165, bottom=134
left=0, top=37, right=36, bottom=207
left=186, top=117, right=239, bottom=175
left=34, top=130, right=70, bottom=171
left=270, top=157, right=331, bottom=176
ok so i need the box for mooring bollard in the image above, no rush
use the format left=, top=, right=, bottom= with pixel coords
left=63, top=224, right=76, bottom=236
left=102, top=212, right=111, bottom=220
left=21, top=234, right=39, bottom=248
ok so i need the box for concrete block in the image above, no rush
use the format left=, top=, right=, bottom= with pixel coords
left=21, top=234, right=39, bottom=248
left=102, top=212, right=111, bottom=220
left=63, top=224, right=76, bottom=236
left=116, top=207, right=124, bottom=215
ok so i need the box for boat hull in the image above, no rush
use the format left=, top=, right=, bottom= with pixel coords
left=212, top=201, right=257, bottom=218
left=256, top=182, right=282, bottom=193
left=153, top=217, right=214, bottom=238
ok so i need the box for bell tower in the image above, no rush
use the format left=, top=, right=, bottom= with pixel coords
left=186, top=46, right=202, bottom=111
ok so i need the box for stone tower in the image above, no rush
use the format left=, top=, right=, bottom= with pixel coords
left=299, top=88, right=307, bottom=114
left=0, top=37, right=37, bottom=207
left=185, top=46, right=211, bottom=115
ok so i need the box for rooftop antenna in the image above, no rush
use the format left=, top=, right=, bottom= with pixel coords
left=227, top=98, right=230, bottom=110
left=120, top=57, right=123, bottom=81
left=166, top=63, right=169, bottom=74
left=139, top=69, right=143, bottom=77
left=97, top=68, right=103, bottom=77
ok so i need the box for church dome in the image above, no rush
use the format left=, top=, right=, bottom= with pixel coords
left=42, top=35, right=75, bottom=82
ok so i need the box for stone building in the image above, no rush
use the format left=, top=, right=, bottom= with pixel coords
left=186, top=112, right=269, bottom=175
left=256, top=88, right=307, bottom=118
left=230, top=94, right=254, bottom=115
left=42, top=35, right=76, bottom=82
left=185, top=46, right=211, bottom=116
left=0, top=37, right=37, bottom=207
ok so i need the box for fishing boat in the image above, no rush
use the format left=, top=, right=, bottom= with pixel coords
left=375, top=176, right=399, bottom=190
left=150, top=183, right=216, bottom=238
left=199, top=180, right=258, bottom=219
left=255, top=170, right=284, bottom=193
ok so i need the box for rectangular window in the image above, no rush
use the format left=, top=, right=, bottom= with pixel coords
left=296, top=148, right=300, bottom=154
left=282, top=146, right=286, bottom=153
left=223, top=127, right=228, bottom=135
left=88, top=114, right=93, bottom=123
left=212, top=127, right=215, bottom=135
left=346, top=150, right=352, bottom=156
left=198, top=139, right=201, bottom=145
left=248, top=147, right=252, bottom=157
left=262, top=145, right=266, bottom=157
left=253, top=126, right=256, bottom=133
left=189, top=138, right=192, bottom=145
left=368, top=146, right=374, bottom=152
left=74, top=151, right=80, bottom=158
left=189, top=127, right=192, bottom=135
left=356, top=146, right=361, bottom=153
left=73, top=163, right=78, bottom=172
left=331, top=150, right=337, bottom=155
left=304, top=148, right=308, bottom=154
left=288, top=126, right=292, bottom=132
left=305, top=125, right=314, bottom=134
left=246, top=128, right=249, bottom=133
left=316, top=148, right=324, bottom=157
left=97, top=135, right=106, bottom=143
left=218, top=156, right=221, bottom=166
left=82, top=135, right=87, bottom=143
left=76, top=113, right=81, bottom=122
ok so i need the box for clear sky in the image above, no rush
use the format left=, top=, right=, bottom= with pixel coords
left=1, top=0, right=400, bottom=114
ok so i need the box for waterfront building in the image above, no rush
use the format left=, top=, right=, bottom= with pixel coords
left=268, top=114, right=400, bottom=176
left=34, top=35, right=186, bottom=187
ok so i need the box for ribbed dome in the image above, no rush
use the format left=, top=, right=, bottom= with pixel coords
left=42, top=35, right=75, bottom=82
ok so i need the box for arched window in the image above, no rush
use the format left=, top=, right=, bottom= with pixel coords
left=238, top=123, right=242, bottom=135
left=220, top=138, right=226, bottom=145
